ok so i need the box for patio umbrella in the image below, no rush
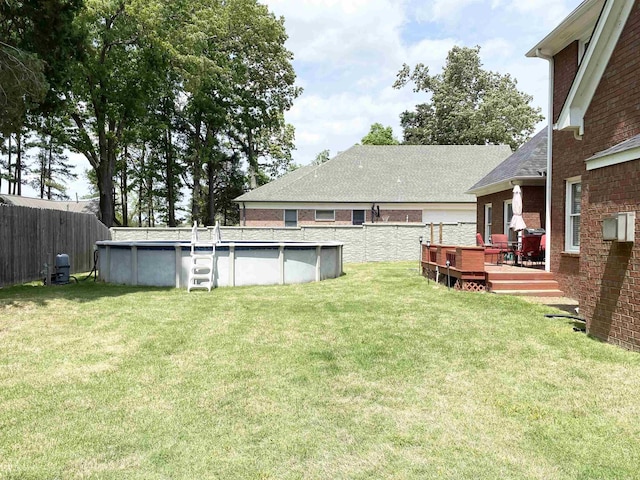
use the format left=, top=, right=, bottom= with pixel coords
left=509, top=185, right=527, bottom=232
left=510, top=185, right=526, bottom=266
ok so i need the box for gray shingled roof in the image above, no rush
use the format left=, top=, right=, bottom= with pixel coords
left=0, top=194, right=99, bottom=215
left=467, top=128, right=548, bottom=193
left=587, top=133, right=640, bottom=161
left=235, top=144, right=512, bottom=204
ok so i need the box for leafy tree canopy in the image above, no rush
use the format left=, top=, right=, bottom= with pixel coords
left=313, top=149, right=330, bottom=165
left=393, top=46, right=543, bottom=151
left=361, top=123, right=399, bottom=145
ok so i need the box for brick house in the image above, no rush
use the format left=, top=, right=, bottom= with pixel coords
left=467, top=128, right=547, bottom=243
left=528, top=0, right=640, bottom=351
left=234, top=144, right=511, bottom=228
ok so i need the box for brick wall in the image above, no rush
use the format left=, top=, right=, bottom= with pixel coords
left=245, top=208, right=282, bottom=227
left=244, top=207, right=419, bottom=227
left=476, top=185, right=545, bottom=239
left=580, top=160, right=640, bottom=351
left=553, top=41, right=579, bottom=123
left=552, top=1, right=640, bottom=350
left=551, top=41, right=586, bottom=300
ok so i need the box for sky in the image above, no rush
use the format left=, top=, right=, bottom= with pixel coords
left=261, top=0, right=583, bottom=164
left=24, top=0, right=583, bottom=200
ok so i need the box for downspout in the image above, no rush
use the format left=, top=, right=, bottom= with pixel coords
left=536, top=48, right=554, bottom=273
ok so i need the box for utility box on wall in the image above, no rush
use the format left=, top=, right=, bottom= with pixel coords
left=602, top=212, right=636, bottom=242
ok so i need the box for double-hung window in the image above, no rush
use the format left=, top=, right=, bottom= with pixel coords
left=352, top=210, right=365, bottom=225
left=565, top=177, right=581, bottom=252
left=484, top=204, right=492, bottom=241
left=284, top=209, right=297, bottom=227
left=315, top=210, right=335, bottom=221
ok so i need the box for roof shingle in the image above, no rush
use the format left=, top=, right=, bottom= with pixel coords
left=236, top=144, right=511, bottom=204
left=467, top=128, right=548, bottom=193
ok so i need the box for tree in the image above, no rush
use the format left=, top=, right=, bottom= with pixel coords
left=64, top=0, right=172, bottom=227
left=29, top=119, right=77, bottom=199
left=361, top=123, right=399, bottom=145
left=393, top=46, right=543, bottom=151
left=313, top=149, right=331, bottom=165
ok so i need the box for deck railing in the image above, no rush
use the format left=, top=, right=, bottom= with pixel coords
left=421, top=243, right=487, bottom=290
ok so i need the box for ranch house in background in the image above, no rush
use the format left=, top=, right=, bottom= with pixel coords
left=528, top=0, right=640, bottom=351
left=467, top=128, right=548, bottom=243
left=234, top=144, right=511, bottom=229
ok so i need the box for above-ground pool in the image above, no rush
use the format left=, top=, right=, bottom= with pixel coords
left=96, top=240, right=344, bottom=288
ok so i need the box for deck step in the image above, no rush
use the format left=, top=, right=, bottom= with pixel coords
left=489, top=279, right=560, bottom=291
left=492, top=289, right=565, bottom=297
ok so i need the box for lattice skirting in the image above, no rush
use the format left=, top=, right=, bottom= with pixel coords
left=455, top=279, right=486, bottom=292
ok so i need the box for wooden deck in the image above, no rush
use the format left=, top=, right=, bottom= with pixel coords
left=421, top=244, right=563, bottom=296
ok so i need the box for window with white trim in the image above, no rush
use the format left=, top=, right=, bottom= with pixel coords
left=315, top=209, right=335, bottom=221
left=503, top=200, right=514, bottom=241
left=284, top=209, right=297, bottom=227
left=565, top=177, right=581, bottom=252
left=484, top=204, right=492, bottom=242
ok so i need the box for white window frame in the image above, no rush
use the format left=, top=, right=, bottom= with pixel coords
left=484, top=203, right=492, bottom=242
left=315, top=209, right=335, bottom=221
left=284, top=209, right=297, bottom=228
left=565, top=176, right=582, bottom=252
left=503, top=200, right=514, bottom=241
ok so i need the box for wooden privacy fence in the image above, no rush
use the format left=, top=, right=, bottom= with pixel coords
left=0, top=204, right=111, bottom=287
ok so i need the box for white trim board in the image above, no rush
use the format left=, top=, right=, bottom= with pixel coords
left=586, top=146, right=640, bottom=170
left=556, top=0, right=634, bottom=138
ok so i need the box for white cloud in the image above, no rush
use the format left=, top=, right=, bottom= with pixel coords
left=418, top=0, right=483, bottom=23
left=262, top=0, right=584, bottom=167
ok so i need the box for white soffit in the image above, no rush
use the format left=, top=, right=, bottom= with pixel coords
left=586, top=146, right=640, bottom=170
left=556, top=0, right=635, bottom=137
left=526, top=0, right=605, bottom=58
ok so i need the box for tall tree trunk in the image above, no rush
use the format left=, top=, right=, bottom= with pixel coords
left=14, top=133, right=21, bottom=195
left=191, top=113, right=202, bottom=222
left=121, top=145, right=129, bottom=226
left=46, top=136, right=53, bottom=199
left=207, top=157, right=216, bottom=226
left=7, top=135, right=12, bottom=194
left=165, top=122, right=176, bottom=227
left=247, top=128, right=257, bottom=189
left=137, top=143, right=145, bottom=227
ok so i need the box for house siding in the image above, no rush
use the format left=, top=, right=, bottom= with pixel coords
left=552, top=1, right=640, bottom=350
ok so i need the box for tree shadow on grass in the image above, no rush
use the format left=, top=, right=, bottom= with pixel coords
left=0, top=280, right=176, bottom=309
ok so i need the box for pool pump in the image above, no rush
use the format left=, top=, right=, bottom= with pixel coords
left=44, top=254, right=71, bottom=285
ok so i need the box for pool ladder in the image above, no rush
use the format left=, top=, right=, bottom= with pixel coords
left=187, top=221, right=215, bottom=292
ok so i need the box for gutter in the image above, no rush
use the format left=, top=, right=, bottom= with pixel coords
left=534, top=48, right=554, bottom=273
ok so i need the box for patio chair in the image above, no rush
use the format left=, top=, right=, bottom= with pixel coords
left=490, top=233, right=511, bottom=264
left=515, top=235, right=542, bottom=267
left=538, top=234, right=546, bottom=264
left=476, top=233, right=502, bottom=264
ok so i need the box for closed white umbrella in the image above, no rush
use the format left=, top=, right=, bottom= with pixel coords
left=510, top=185, right=527, bottom=266
left=509, top=185, right=527, bottom=232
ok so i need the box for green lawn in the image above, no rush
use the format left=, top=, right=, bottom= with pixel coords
left=1, top=262, right=639, bottom=479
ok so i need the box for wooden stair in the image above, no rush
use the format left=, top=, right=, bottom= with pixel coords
left=486, top=268, right=563, bottom=297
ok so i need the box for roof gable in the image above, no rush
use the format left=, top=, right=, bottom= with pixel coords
left=235, top=145, right=511, bottom=204
left=0, top=194, right=99, bottom=214
left=526, top=0, right=605, bottom=58
left=467, top=128, right=548, bottom=196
